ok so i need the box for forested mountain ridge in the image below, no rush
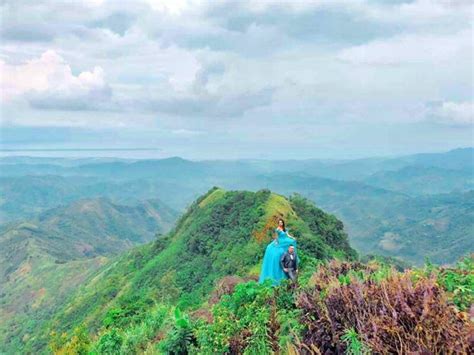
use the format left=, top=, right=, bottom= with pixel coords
left=11, top=188, right=356, bottom=353
left=0, top=198, right=178, bottom=353
left=1, top=197, right=177, bottom=264
left=1, top=188, right=471, bottom=354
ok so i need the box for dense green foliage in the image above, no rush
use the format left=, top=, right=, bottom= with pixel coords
left=194, top=280, right=301, bottom=354
left=289, top=194, right=357, bottom=260
left=421, top=255, right=474, bottom=311
left=187, top=257, right=472, bottom=354
left=47, top=256, right=472, bottom=354
left=13, top=188, right=354, bottom=354
left=2, top=183, right=471, bottom=354
left=159, top=308, right=196, bottom=354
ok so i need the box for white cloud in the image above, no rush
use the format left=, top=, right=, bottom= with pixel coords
left=0, top=0, right=472, bottom=157
left=82, top=0, right=106, bottom=7
left=337, top=30, right=471, bottom=65
left=364, top=0, right=472, bottom=27
left=144, top=0, right=201, bottom=15
left=427, top=101, right=473, bottom=127
left=0, top=50, right=108, bottom=104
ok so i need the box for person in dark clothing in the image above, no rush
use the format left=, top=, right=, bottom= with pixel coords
left=280, top=245, right=298, bottom=282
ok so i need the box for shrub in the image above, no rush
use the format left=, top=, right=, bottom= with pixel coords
left=96, top=329, right=123, bottom=354
left=103, top=293, right=154, bottom=329
left=437, top=255, right=474, bottom=311
left=120, top=305, right=168, bottom=354
left=159, top=308, right=196, bottom=355
left=195, top=281, right=302, bottom=354
left=340, top=328, right=370, bottom=355
left=297, top=262, right=472, bottom=354
left=49, top=325, right=90, bottom=355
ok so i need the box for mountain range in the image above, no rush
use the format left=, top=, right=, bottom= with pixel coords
left=2, top=148, right=471, bottom=265
left=0, top=198, right=177, bottom=352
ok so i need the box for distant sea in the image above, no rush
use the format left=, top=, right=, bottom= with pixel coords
left=0, top=148, right=165, bottom=159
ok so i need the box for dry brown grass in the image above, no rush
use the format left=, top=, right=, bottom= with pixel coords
left=296, top=261, right=473, bottom=354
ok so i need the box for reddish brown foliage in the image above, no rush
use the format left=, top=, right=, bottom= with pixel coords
left=229, top=329, right=253, bottom=353
left=296, top=262, right=473, bottom=354
left=209, top=276, right=246, bottom=305
left=190, top=308, right=213, bottom=323
left=192, top=275, right=259, bottom=323
left=253, top=214, right=286, bottom=243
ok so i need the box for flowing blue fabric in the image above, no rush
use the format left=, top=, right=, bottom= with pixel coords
left=259, top=228, right=297, bottom=286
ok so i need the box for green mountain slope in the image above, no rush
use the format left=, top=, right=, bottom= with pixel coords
left=365, top=190, right=474, bottom=265
left=0, top=175, right=194, bottom=222
left=229, top=175, right=473, bottom=265
left=17, top=188, right=355, bottom=353
left=1, top=198, right=177, bottom=263
left=0, top=198, right=178, bottom=353
left=364, top=165, right=474, bottom=195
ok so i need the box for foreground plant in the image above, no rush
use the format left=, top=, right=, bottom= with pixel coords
left=341, top=328, right=370, bottom=355
left=436, top=255, right=474, bottom=311
left=194, top=280, right=302, bottom=354
left=297, top=260, right=472, bottom=354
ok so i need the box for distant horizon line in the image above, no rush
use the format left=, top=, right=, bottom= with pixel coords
left=0, top=148, right=162, bottom=152
left=0, top=146, right=471, bottom=162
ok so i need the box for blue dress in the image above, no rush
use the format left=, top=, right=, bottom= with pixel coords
left=259, top=228, right=298, bottom=286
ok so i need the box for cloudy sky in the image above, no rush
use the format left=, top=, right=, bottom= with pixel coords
left=0, top=0, right=472, bottom=159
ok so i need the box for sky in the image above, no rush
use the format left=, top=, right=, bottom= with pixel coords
left=0, top=0, right=473, bottom=159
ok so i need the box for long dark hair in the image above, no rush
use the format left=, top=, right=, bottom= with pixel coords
left=278, top=218, right=286, bottom=231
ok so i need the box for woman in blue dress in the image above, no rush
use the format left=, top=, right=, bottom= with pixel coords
left=259, top=218, right=297, bottom=285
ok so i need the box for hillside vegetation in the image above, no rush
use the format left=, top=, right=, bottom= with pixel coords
left=180, top=257, right=472, bottom=354
left=12, top=188, right=356, bottom=353
left=5, top=188, right=471, bottom=355
left=0, top=198, right=178, bottom=353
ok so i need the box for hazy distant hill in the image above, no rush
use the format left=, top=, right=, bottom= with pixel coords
left=389, top=147, right=474, bottom=171
left=0, top=198, right=177, bottom=352
left=364, top=190, right=474, bottom=265
left=1, top=197, right=177, bottom=265
left=2, top=148, right=472, bottom=181
left=0, top=175, right=196, bottom=222
left=364, top=165, right=473, bottom=195
left=0, top=175, right=101, bottom=222
left=0, top=148, right=472, bottom=266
